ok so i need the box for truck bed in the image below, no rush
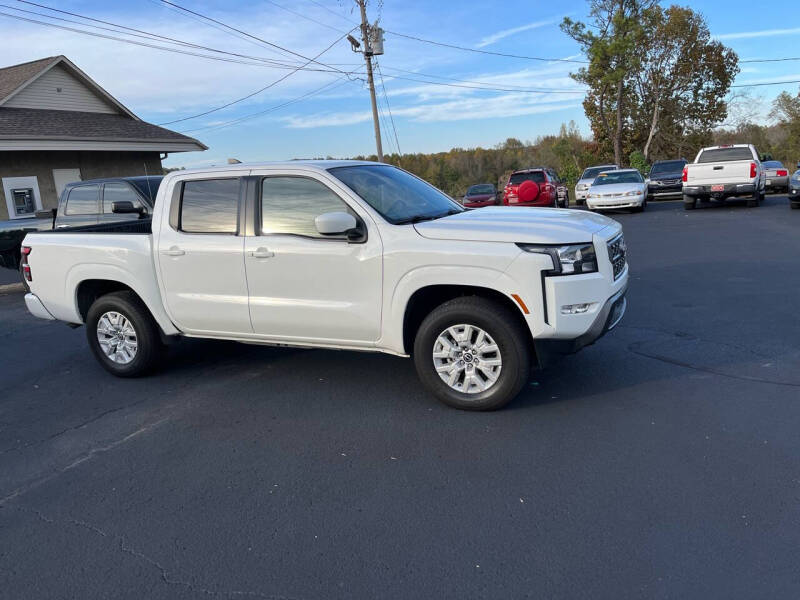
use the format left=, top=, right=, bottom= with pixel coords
left=685, top=160, right=753, bottom=185
left=24, top=230, right=172, bottom=331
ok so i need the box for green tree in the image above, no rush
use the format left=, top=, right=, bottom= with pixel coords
left=769, top=89, right=800, bottom=164
left=562, top=0, right=655, bottom=166
left=632, top=5, right=738, bottom=161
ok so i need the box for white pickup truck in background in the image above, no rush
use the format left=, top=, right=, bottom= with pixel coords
left=682, top=144, right=766, bottom=210
left=21, top=161, right=628, bottom=411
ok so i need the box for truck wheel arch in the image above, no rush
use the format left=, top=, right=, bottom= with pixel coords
left=402, top=284, right=533, bottom=357
left=75, top=279, right=173, bottom=340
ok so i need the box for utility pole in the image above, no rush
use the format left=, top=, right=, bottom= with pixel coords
left=354, top=0, right=383, bottom=162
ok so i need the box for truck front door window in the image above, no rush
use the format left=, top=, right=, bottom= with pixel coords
left=103, top=183, right=142, bottom=213
left=261, top=177, right=351, bottom=239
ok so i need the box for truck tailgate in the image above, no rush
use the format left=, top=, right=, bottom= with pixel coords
left=686, top=160, right=753, bottom=185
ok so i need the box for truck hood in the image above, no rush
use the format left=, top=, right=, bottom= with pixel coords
left=413, top=207, right=616, bottom=244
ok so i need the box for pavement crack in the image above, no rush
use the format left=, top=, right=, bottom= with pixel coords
left=10, top=505, right=301, bottom=600
left=626, top=342, right=800, bottom=388
left=0, top=398, right=151, bottom=456
left=0, top=417, right=170, bottom=505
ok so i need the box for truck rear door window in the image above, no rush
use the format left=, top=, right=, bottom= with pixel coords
left=65, top=185, right=99, bottom=215
left=260, top=177, right=351, bottom=239
left=697, top=148, right=753, bottom=163
left=179, top=178, right=240, bottom=234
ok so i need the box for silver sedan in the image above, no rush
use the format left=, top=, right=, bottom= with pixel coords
left=763, top=161, right=789, bottom=193
left=585, top=169, right=647, bottom=212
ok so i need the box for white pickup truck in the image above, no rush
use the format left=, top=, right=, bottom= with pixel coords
left=682, top=144, right=766, bottom=210
left=21, top=161, right=628, bottom=411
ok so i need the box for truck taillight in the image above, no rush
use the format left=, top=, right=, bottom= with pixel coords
left=21, top=246, right=32, bottom=282
left=750, top=162, right=757, bottom=178
left=777, top=169, right=788, bottom=177
left=682, top=166, right=688, bottom=182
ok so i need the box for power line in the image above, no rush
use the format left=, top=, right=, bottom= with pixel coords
left=262, top=0, right=348, bottom=34
left=740, top=57, right=800, bottom=63
left=381, top=72, right=587, bottom=94
left=0, top=10, right=301, bottom=68
left=379, top=64, right=585, bottom=93
left=731, top=79, right=800, bottom=88
left=6, top=1, right=307, bottom=69
left=179, top=76, right=359, bottom=134
left=158, top=0, right=350, bottom=75
left=303, top=0, right=358, bottom=26
left=158, top=32, right=358, bottom=125
left=385, top=30, right=589, bottom=64
left=375, top=60, right=401, bottom=157
left=9, top=0, right=316, bottom=68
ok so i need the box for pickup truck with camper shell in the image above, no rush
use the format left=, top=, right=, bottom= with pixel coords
left=0, top=176, right=161, bottom=287
left=21, top=161, right=628, bottom=411
left=682, top=144, right=766, bottom=210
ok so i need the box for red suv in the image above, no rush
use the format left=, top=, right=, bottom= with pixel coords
left=502, top=168, right=568, bottom=207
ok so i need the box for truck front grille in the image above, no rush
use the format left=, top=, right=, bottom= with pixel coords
left=607, top=233, right=627, bottom=280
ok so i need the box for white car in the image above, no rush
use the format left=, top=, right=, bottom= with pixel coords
left=21, top=161, right=628, bottom=411
left=586, top=169, right=648, bottom=212
left=574, top=164, right=618, bottom=205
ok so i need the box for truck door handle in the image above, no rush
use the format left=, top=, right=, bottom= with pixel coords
left=162, top=246, right=185, bottom=257
left=713, top=166, right=723, bottom=170
left=249, top=247, right=274, bottom=259
left=55, top=224, right=70, bottom=229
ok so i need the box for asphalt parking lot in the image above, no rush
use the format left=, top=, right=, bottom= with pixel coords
left=1, top=196, right=798, bottom=599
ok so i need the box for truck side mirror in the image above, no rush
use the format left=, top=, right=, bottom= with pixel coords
left=112, top=201, right=146, bottom=216
left=315, top=211, right=357, bottom=235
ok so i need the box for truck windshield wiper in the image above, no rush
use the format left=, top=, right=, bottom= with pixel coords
left=395, top=209, right=462, bottom=225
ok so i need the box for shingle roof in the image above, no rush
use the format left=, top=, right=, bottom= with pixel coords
left=0, top=107, right=207, bottom=150
left=0, top=56, right=60, bottom=103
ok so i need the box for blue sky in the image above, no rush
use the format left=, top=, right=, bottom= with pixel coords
left=2, top=0, right=799, bottom=168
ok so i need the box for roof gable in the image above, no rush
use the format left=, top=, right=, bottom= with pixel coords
left=0, top=55, right=137, bottom=119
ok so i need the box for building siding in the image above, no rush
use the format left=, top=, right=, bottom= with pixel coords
left=4, top=65, right=118, bottom=114
left=0, top=151, right=162, bottom=219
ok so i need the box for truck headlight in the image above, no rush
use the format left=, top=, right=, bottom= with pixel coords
left=517, top=243, right=598, bottom=275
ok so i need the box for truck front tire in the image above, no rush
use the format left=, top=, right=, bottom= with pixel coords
left=412, top=296, right=531, bottom=411
left=86, top=291, right=164, bottom=377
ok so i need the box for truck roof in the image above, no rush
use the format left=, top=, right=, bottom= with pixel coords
left=166, top=159, right=379, bottom=177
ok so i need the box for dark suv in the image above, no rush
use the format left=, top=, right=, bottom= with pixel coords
left=0, top=176, right=161, bottom=279
left=646, top=159, right=687, bottom=200
left=502, top=168, right=568, bottom=208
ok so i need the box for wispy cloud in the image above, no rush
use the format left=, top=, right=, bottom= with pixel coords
left=476, top=18, right=561, bottom=48
left=716, top=27, right=800, bottom=40
left=282, top=93, right=581, bottom=128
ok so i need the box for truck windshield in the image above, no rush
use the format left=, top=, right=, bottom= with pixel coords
left=697, top=148, right=753, bottom=163
left=329, top=165, right=463, bottom=224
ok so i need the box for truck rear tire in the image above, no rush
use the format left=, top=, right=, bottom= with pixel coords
left=747, top=194, right=759, bottom=207
left=412, top=296, right=531, bottom=411
left=791, top=201, right=799, bottom=210
left=86, top=291, right=164, bottom=377
left=683, top=195, right=697, bottom=210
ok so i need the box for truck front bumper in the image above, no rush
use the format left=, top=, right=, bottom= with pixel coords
left=534, top=284, right=627, bottom=367
left=683, top=183, right=755, bottom=198
left=25, top=293, right=55, bottom=320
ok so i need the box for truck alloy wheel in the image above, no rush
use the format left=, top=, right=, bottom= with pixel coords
left=432, top=324, right=502, bottom=394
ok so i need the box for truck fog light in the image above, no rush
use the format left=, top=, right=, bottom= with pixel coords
left=561, top=302, right=596, bottom=315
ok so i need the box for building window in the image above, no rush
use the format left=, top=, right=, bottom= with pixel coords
left=2, top=176, right=42, bottom=220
